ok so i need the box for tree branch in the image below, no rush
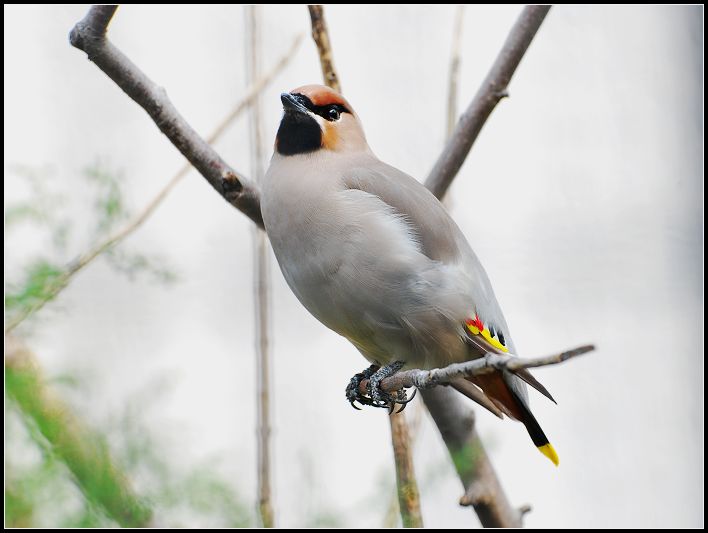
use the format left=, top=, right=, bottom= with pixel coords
left=425, top=5, right=551, bottom=199
left=422, top=387, right=525, bottom=528
left=69, top=5, right=264, bottom=228
left=307, top=5, right=341, bottom=93
left=389, top=411, right=424, bottom=527
left=246, top=5, right=275, bottom=528
left=359, top=345, right=594, bottom=395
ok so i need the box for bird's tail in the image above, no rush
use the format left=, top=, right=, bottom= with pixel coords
left=515, top=394, right=559, bottom=466
left=468, top=373, right=559, bottom=466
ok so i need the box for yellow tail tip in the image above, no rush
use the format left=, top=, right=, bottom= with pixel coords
left=538, top=443, right=559, bottom=466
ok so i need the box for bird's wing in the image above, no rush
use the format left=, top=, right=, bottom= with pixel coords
left=341, top=160, right=513, bottom=347
left=341, top=161, right=556, bottom=406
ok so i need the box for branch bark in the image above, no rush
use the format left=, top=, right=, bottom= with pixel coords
left=246, top=6, right=275, bottom=528
left=307, top=5, right=341, bottom=93
left=422, top=387, right=525, bottom=528
left=425, top=5, right=551, bottom=199
left=69, top=5, right=264, bottom=228
left=389, top=411, right=424, bottom=528
left=359, top=345, right=594, bottom=396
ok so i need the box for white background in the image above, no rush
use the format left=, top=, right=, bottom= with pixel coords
left=4, top=4, right=703, bottom=528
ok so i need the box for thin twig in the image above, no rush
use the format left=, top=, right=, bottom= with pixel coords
left=247, top=6, right=275, bottom=528
left=5, top=33, right=302, bottom=336
left=425, top=5, right=551, bottom=199
left=359, top=345, right=594, bottom=396
left=5, top=336, right=152, bottom=527
left=69, top=5, right=264, bottom=227
left=307, top=5, right=341, bottom=93
left=447, top=5, right=465, bottom=141
left=389, top=411, right=424, bottom=528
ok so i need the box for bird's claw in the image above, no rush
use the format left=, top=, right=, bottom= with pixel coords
left=345, top=366, right=378, bottom=410
left=345, top=361, right=416, bottom=414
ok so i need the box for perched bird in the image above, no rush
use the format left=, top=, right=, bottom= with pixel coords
left=261, top=84, right=559, bottom=466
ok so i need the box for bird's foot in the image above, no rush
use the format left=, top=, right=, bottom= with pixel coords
left=345, top=364, right=379, bottom=409
left=346, top=361, right=416, bottom=414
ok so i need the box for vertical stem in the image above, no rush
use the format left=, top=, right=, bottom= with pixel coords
left=446, top=5, right=465, bottom=140
left=389, top=411, right=424, bottom=528
left=246, top=6, right=274, bottom=528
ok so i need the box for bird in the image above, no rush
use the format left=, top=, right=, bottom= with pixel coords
left=260, top=84, right=559, bottom=466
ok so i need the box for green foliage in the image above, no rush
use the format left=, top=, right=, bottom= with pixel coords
left=4, top=162, right=177, bottom=331
left=83, top=162, right=128, bottom=235
left=5, top=368, right=255, bottom=528
left=4, top=259, right=66, bottom=314
left=5, top=358, right=153, bottom=527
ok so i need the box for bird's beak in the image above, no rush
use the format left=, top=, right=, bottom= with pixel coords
left=281, top=92, right=310, bottom=115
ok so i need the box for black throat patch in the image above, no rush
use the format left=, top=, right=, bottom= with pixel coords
left=276, top=110, right=321, bottom=156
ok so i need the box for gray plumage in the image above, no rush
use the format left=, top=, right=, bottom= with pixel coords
left=263, top=85, right=535, bottom=417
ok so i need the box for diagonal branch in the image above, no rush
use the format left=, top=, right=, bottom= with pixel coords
left=422, top=387, right=526, bottom=527
left=425, top=5, right=551, bottom=199
left=69, top=5, right=264, bottom=227
left=5, top=33, right=302, bottom=335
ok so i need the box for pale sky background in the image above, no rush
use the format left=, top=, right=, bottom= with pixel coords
left=4, top=4, right=703, bottom=528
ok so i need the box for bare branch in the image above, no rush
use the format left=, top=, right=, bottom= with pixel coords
left=389, top=411, right=424, bottom=528
left=5, top=336, right=152, bottom=527
left=423, top=387, right=523, bottom=527
left=425, top=5, right=551, bottom=199
left=308, top=5, right=341, bottom=93
left=360, top=345, right=594, bottom=396
left=5, top=34, right=301, bottom=335
left=247, top=6, right=275, bottom=528
left=69, top=5, right=264, bottom=227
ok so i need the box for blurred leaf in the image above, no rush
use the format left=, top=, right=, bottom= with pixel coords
left=5, top=349, right=153, bottom=527
left=105, top=248, right=178, bottom=285
left=5, top=259, right=66, bottom=314
left=83, top=162, right=128, bottom=234
left=4, top=203, right=46, bottom=227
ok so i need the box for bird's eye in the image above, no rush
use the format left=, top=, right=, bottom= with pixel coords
left=327, top=106, right=340, bottom=121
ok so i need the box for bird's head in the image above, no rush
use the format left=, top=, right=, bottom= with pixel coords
left=275, top=84, right=368, bottom=156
